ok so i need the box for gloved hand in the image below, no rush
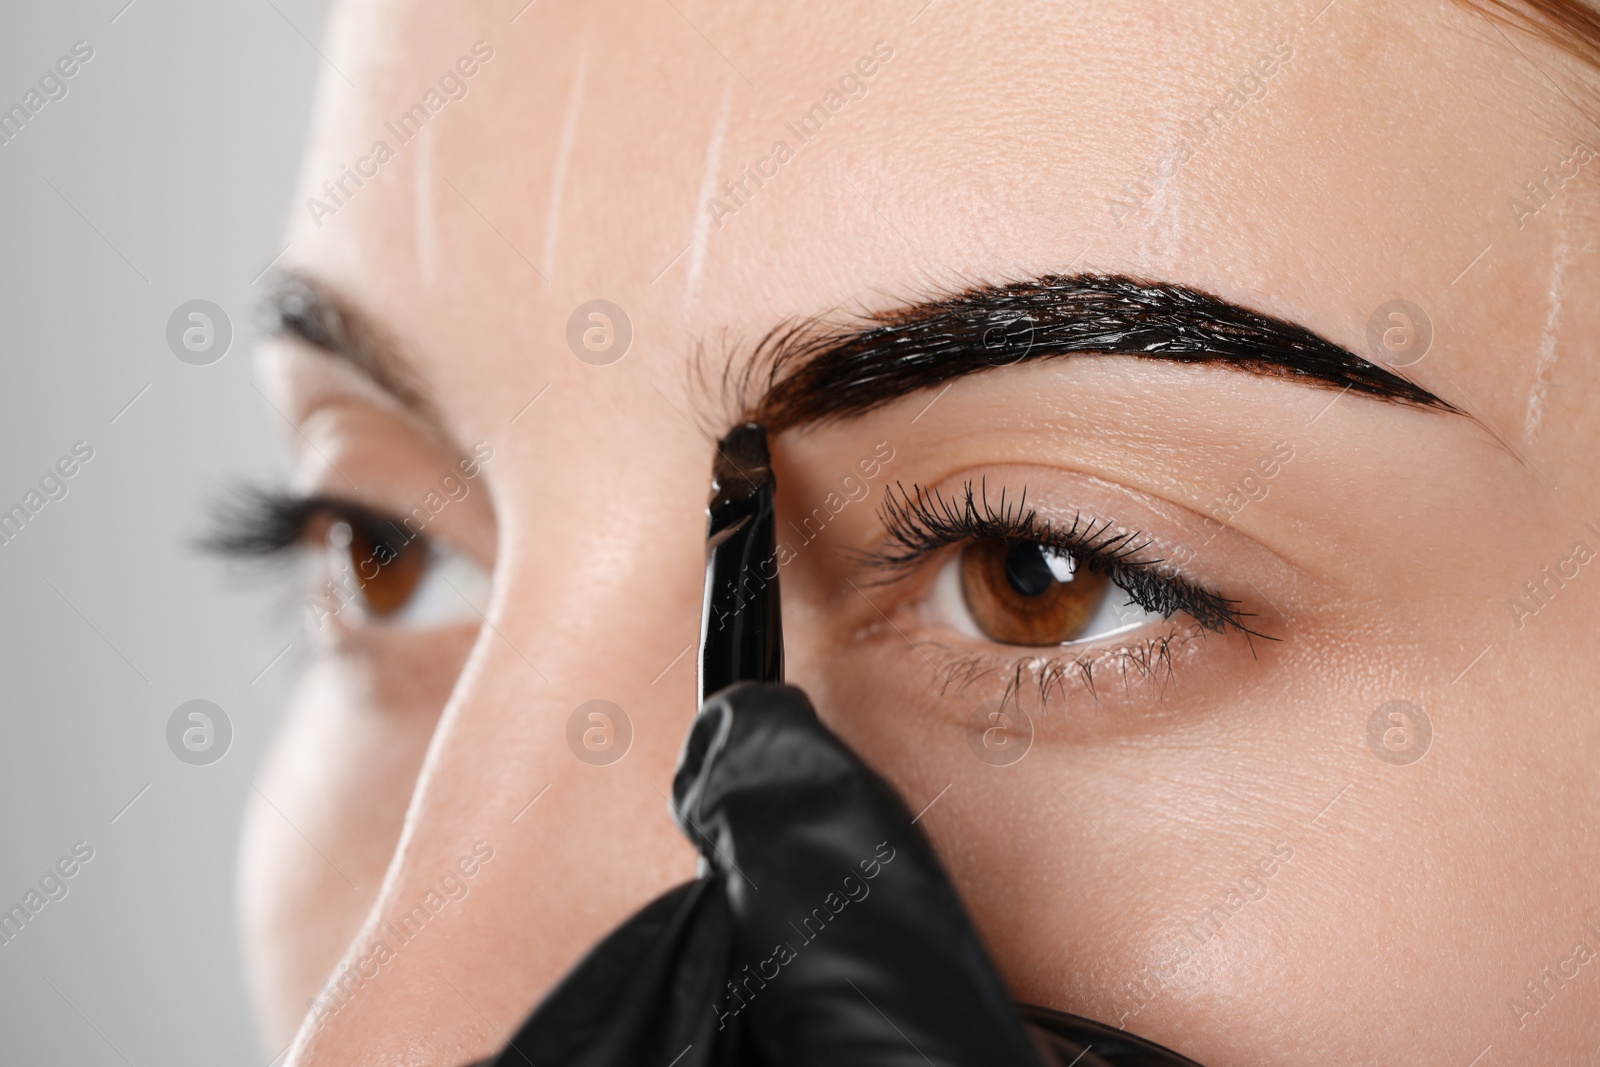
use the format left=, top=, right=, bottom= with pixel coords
left=476, top=683, right=1199, bottom=1066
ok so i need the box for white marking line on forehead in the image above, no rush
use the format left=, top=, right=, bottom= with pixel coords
left=1524, top=210, right=1568, bottom=446
left=541, top=44, right=591, bottom=284
left=1143, top=74, right=1185, bottom=263
left=415, top=120, right=438, bottom=285
left=684, top=80, right=734, bottom=314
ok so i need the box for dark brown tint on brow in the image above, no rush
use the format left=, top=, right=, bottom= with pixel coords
left=734, top=274, right=1454, bottom=435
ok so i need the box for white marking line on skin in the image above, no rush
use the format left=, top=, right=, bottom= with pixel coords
left=1142, top=73, right=1186, bottom=264
left=541, top=45, right=590, bottom=284
left=415, top=121, right=439, bottom=286
left=1524, top=220, right=1567, bottom=445
left=684, top=80, right=734, bottom=312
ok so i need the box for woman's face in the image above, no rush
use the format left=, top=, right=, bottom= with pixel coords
left=246, top=1, right=1600, bottom=1063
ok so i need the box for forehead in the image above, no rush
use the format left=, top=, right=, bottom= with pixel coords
left=285, top=0, right=1585, bottom=438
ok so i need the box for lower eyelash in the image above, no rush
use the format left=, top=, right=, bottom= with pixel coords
left=922, top=621, right=1209, bottom=712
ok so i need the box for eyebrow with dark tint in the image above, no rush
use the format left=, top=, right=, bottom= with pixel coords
left=735, top=274, right=1456, bottom=433
left=263, top=272, right=441, bottom=424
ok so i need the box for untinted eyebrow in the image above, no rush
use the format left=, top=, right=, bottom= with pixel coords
left=738, top=274, right=1456, bottom=433
left=263, top=272, right=440, bottom=424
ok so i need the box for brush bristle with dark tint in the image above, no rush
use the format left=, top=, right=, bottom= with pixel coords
left=709, top=422, right=772, bottom=511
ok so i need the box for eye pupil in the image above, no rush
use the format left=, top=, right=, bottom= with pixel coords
left=1004, top=543, right=1057, bottom=597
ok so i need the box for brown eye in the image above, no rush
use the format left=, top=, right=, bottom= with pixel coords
left=958, top=540, right=1113, bottom=646
left=313, top=514, right=429, bottom=617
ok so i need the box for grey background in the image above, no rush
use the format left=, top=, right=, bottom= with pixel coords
left=0, top=1, right=331, bottom=1063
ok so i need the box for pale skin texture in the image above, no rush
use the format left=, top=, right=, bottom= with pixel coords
left=242, top=1, right=1600, bottom=1063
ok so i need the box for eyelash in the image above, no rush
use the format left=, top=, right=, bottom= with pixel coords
left=862, top=480, right=1261, bottom=639
left=200, top=486, right=423, bottom=561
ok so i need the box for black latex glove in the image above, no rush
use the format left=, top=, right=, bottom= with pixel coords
left=477, top=683, right=1199, bottom=1067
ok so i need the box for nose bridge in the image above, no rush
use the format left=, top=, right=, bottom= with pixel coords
left=291, top=405, right=713, bottom=1064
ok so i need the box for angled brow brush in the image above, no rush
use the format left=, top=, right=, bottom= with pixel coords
left=699, top=422, right=783, bottom=705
